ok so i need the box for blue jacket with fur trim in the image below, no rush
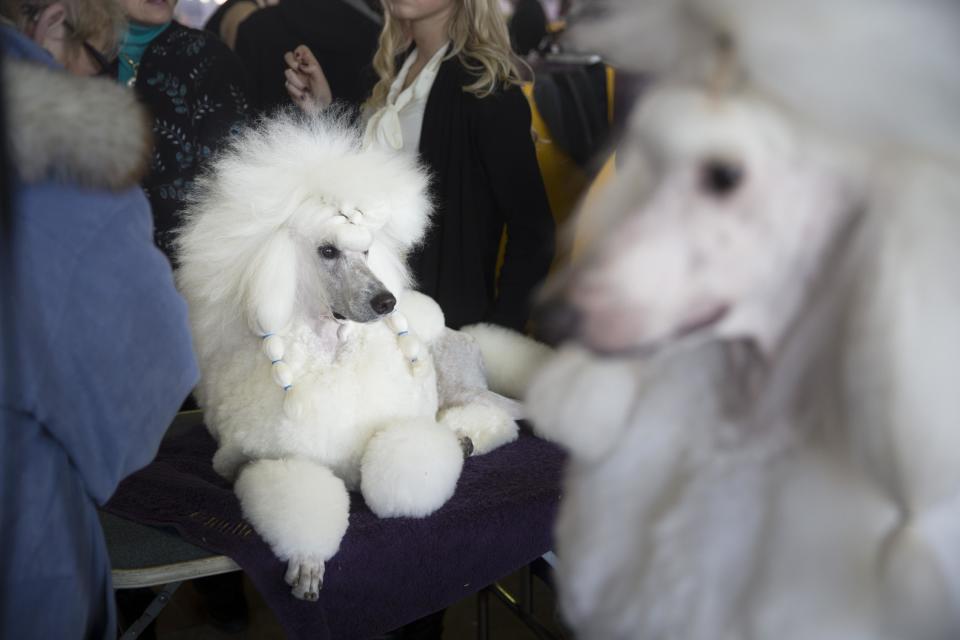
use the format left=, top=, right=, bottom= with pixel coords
left=0, top=27, right=198, bottom=639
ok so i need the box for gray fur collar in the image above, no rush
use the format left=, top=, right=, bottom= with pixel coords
left=4, top=58, right=151, bottom=190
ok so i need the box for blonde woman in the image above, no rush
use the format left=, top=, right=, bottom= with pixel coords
left=285, top=0, right=555, bottom=331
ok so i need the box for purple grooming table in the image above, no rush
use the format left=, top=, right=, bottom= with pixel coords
left=104, top=415, right=565, bottom=639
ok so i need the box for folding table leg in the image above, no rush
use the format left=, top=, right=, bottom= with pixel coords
left=118, top=581, right=182, bottom=640
left=477, top=587, right=490, bottom=640
left=520, top=563, right=534, bottom=615
left=490, top=581, right=565, bottom=640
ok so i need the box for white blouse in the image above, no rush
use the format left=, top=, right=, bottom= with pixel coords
left=363, top=43, right=450, bottom=155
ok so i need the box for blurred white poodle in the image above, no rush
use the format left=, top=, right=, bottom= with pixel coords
left=528, top=1, right=960, bottom=638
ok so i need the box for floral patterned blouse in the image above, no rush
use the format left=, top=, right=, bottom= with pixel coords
left=131, top=21, right=250, bottom=257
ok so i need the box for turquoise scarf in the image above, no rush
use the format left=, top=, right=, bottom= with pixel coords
left=118, top=21, right=171, bottom=86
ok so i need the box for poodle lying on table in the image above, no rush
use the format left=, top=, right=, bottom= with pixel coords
left=528, top=0, right=960, bottom=638
left=175, top=111, right=547, bottom=600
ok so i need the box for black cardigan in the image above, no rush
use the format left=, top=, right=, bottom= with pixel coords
left=132, top=22, right=250, bottom=256
left=414, top=58, right=555, bottom=331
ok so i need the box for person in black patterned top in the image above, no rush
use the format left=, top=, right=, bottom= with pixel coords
left=117, top=0, right=249, bottom=258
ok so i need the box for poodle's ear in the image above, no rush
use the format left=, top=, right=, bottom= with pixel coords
left=242, top=230, right=299, bottom=336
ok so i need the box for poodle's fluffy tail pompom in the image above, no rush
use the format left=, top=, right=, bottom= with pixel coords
left=360, top=420, right=464, bottom=518
left=460, top=323, right=553, bottom=399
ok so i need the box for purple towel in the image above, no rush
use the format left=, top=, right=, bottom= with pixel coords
left=104, top=424, right=565, bottom=639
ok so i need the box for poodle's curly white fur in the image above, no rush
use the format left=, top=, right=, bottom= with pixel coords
left=175, top=111, right=530, bottom=599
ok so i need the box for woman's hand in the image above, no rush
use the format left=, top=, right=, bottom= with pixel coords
left=284, top=45, right=332, bottom=114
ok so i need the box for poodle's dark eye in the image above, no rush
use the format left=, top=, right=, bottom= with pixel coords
left=319, top=245, right=340, bottom=260
left=363, top=250, right=369, bottom=257
left=699, top=158, right=744, bottom=198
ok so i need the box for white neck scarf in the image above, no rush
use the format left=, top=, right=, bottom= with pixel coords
left=363, top=43, right=450, bottom=152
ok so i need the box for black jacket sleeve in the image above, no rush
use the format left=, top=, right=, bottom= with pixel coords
left=473, top=85, right=556, bottom=331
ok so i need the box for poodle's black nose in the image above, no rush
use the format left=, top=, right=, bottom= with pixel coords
left=370, top=291, right=397, bottom=315
left=532, top=298, right=582, bottom=347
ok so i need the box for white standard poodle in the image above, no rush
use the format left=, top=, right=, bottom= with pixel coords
left=175, top=111, right=549, bottom=600
left=528, top=0, right=960, bottom=638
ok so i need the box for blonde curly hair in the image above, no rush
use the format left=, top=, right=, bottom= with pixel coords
left=366, top=0, right=524, bottom=111
left=1, top=0, right=126, bottom=58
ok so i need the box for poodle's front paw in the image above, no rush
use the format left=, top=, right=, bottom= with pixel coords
left=212, top=444, right=248, bottom=481
left=459, top=436, right=474, bottom=458
left=361, top=420, right=464, bottom=517
left=439, top=403, right=518, bottom=456
left=285, top=556, right=324, bottom=601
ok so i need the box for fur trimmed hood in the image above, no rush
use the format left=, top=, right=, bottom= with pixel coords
left=3, top=58, right=152, bottom=189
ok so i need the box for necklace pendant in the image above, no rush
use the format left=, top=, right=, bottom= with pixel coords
left=126, top=75, right=137, bottom=88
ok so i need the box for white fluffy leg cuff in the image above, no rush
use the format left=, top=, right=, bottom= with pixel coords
left=212, top=443, right=248, bottom=481
left=396, top=290, right=446, bottom=344
left=439, top=403, right=519, bottom=456
left=361, top=419, right=464, bottom=518
left=526, top=346, right=637, bottom=461
left=235, top=458, right=350, bottom=562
